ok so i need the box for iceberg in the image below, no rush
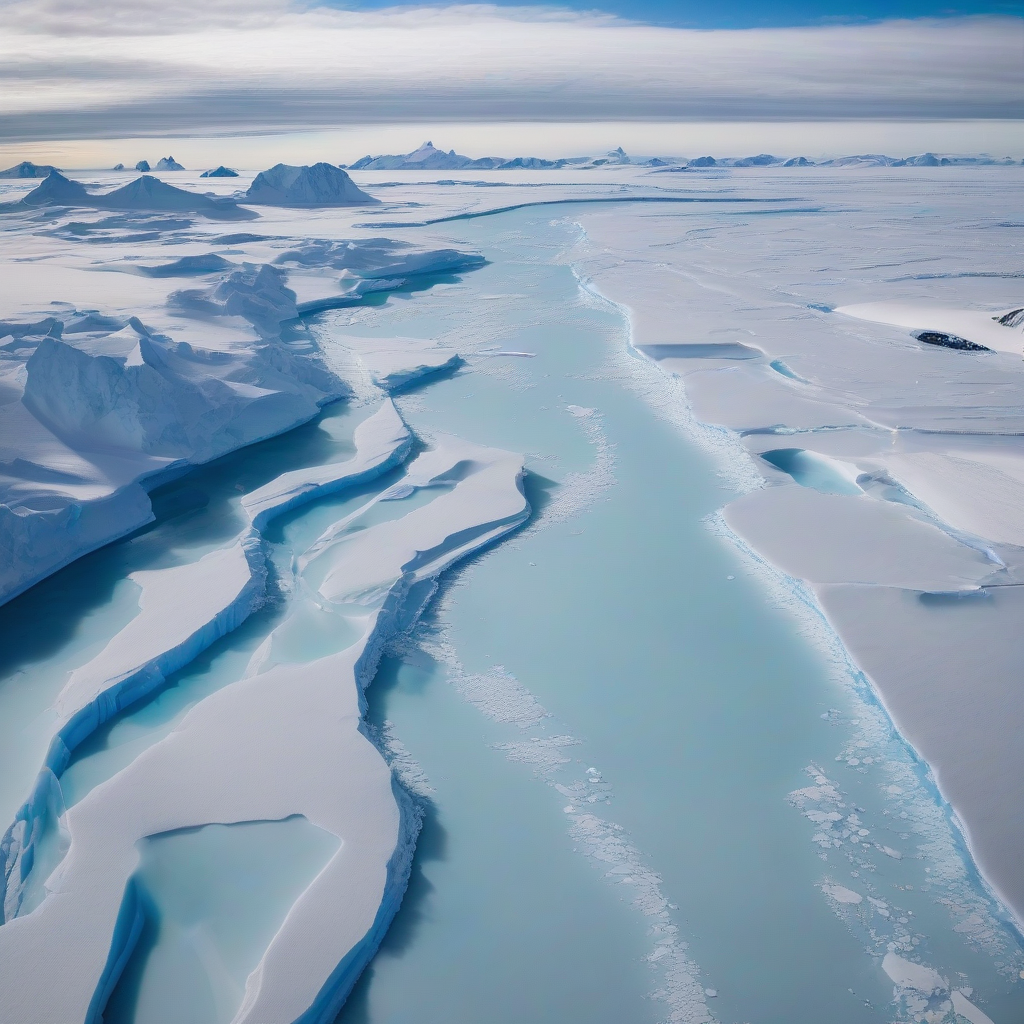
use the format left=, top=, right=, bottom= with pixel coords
left=134, top=160, right=150, bottom=172
left=201, top=165, right=239, bottom=177
left=12, top=170, right=255, bottom=221
left=0, top=161, right=59, bottom=178
left=245, top=163, right=379, bottom=207
left=154, top=156, right=184, bottom=171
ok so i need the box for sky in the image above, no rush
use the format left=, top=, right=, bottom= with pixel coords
left=0, top=0, right=1022, bottom=160
left=345, top=0, right=1024, bottom=26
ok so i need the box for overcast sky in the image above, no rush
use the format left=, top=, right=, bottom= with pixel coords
left=1, top=1, right=1022, bottom=146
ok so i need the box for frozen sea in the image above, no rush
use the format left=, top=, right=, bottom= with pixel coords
left=1, top=174, right=1023, bottom=1024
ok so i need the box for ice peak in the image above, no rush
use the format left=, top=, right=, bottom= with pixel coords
left=245, top=163, right=378, bottom=207
left=0, top=160, right=59, bottom=179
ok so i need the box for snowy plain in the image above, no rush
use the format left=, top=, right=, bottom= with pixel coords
left=0, top=159, right=1022, bottom=1024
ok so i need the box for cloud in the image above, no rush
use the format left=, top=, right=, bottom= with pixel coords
left=0, top=2, right=1020, bottom=140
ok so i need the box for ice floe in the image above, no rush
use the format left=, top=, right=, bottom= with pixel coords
left=0, top=421, right=529, bottom=1023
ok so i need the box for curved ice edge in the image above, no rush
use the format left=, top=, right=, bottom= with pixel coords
left=83, top=784, right=423, bottom=1024
left=0, top=531, right=268, bottom=923
left=280, top=493, right=532, bottom=1022
left=709, top=507, right=1024, bottom=943
left=243, top=401, right=413, bottom=531
left=20, top=460, right=531, bottom=1022
left=574, top=254, right=1024, bottom=945
left=290, top=782, right=421, bottom=1024
left=0, top=388, right=349, bottom=612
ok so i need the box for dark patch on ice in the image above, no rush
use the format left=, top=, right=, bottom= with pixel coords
left=808, top=302, right=832, bottom=313
left=638, top=342, right=761, bottom=360
left=995, top=308, right=1024, bottom=328
left=148, top=486, right=210, bottom=522
left=916, top=331, right=990, bottom=352
left=366, top=195, right=798, bottom=228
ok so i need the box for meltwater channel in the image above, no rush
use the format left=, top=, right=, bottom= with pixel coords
left=0, top=203, right=1021, bottom=1024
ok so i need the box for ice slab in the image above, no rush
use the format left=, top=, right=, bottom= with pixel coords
left=819, top=582, right=1024, bottom=923
left=1, top=536, right=265, bottom=921
left=724, top=487, right=995, bottom=591
left=306, top=437, right=528, bottom=611
left=882, top=952, right=946, bottom=996
left=0, top=433, right=528, bottom=1024
left=241, top=400, right=412, bottom=530
left=333, top=335, right=462, bottom=392
left=880, top=450, right=1024, bottom=547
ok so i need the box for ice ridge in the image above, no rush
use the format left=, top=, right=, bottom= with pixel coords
left=13, top=171, right=255, bottom=220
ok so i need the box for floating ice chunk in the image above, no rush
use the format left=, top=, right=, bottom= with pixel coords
left=822, top=883, right=863, bottom=904
left=201, top=166, right=239, bottom=177
left=334, top=335, right=462, bottom=393
left=951, top=990, right=995, bottom=1024
left=882, top=952, right=947, bottom=997
left=0, top=160, right=59, bottom=178
left=241, top=400, right=412, bottom=530
left=311, top=438, right=528, bottom=611
left=154, top=156, right=184, bottom=171
left=55, top=537, right=265, bottom=730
